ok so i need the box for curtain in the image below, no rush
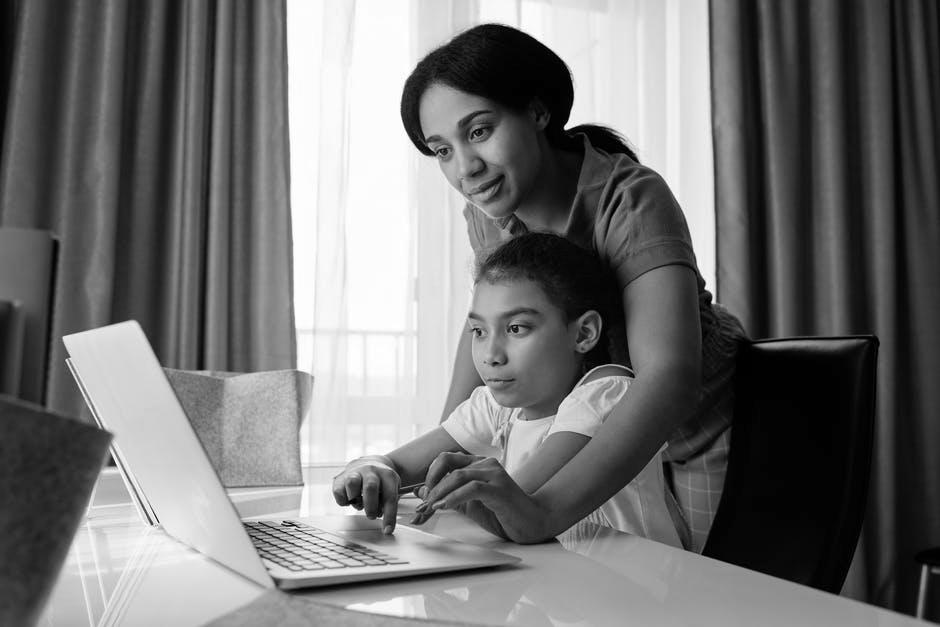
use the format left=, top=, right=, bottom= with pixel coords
left=710, top=0, right=940, bottom=613
left=290, top=0, right=715, bottom=464
left=290, top=0, right=431, bottom=465
left=0, top=0, right=296, bottom=417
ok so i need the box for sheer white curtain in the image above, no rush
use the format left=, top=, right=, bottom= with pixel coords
left=288, top=0, right=714, bottom=465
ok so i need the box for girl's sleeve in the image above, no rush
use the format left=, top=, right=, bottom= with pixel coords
left=441, top=386, right=504, bottom=458
left=547, top=377, right=633, bottom=438
left=594, top=165, right=699, bottom=290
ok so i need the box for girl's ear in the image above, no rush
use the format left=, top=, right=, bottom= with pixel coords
left=529, top=97, right=551, bottom=131
left=573, top=310, right=603, bottom=354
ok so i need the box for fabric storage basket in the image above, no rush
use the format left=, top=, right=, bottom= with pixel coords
left=163, top=369, right=313, bottom=487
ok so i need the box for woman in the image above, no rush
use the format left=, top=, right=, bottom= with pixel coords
left=399, top=23, right=746, bottom=551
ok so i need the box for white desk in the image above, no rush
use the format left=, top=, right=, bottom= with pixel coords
left=41, top=467, right=931, bottom=626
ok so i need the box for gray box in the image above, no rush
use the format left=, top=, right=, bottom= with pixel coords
left=164, top=369, right=313, bottom=487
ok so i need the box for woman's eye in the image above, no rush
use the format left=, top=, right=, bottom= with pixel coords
left=433, top=146, right=451, bottom=159
left=469, top=126, right=490, bottom=141
left=469, top=327, right=483, bottom=337
left=507, top=324, right=524, bottom=334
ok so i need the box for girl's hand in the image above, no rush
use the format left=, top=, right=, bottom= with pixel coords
left=412, top=452, right=552, bottom=543
left=331, top=457, right=400, bottom=534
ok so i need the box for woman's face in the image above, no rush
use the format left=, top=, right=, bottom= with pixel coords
left=418, top=83, right=546, bottom=220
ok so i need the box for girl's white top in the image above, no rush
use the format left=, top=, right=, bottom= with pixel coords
left=441, top=365, right=684, bottom=548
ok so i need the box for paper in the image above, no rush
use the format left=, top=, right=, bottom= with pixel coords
left=164, top=369, right=313, bottom=487
left=0, top=394, right=112, bottom=627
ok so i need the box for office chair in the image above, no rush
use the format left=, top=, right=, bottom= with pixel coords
left=0, top=299, right=25, bottom=395
left=916, top=548, right=940, bottom=619
left=702, top=336, right=878, bottom=594
left=0, top=227, right=58, bottom=404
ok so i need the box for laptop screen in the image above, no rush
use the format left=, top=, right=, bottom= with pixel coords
left=63, top=321, right=272, bottom=587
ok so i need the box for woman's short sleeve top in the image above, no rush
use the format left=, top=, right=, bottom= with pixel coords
left=464, top=135, right=701, bottom=288
left=462, top=134, right=747, bottom=456
left=463, top=134, right=712, bottom=360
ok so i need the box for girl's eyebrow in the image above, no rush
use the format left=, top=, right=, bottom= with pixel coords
left=467, top=307, right=543, bottom=321
left=424, top=110, right=493, bottom=144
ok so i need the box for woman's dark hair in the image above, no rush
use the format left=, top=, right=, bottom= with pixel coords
left=401, top=23, right=638, bottom=162
left=475, top=232, right=616, bottom=366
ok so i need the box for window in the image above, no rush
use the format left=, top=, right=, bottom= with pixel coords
left=288, top=0, right=713, bottom=465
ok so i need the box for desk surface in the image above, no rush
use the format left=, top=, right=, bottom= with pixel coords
left=42, top=467, right=929, bottom=627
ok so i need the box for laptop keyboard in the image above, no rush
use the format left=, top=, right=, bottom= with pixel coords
left=244, top=520, right=408, bottom=572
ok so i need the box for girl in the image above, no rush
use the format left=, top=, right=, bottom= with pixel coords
left=333, top=232, right=684, bottom=548
left=397, top=23, right=747, bottom=551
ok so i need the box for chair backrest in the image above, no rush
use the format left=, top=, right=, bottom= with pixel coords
left=0, top=227, right=58, bottom=404
left=702, top=336, right=878, bottom=594
left=0, top=300, right=26, bottom=395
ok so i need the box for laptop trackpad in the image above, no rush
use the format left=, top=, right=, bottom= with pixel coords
left=302, top=514, right=384, bottom=533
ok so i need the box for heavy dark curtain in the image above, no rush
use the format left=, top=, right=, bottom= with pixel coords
left=0, top=0, right=296, bottom=417
left=710, top=0, right=939, bottom=614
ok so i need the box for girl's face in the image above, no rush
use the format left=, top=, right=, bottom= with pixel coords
left=418, top=83, right=546, bottom=220
left=468, top=278, right=585, bottom=419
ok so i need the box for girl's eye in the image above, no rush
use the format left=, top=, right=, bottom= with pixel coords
left=469, top=126, right=490, bottom=141
left=433, top=146, right=451, bottom=159
left=469, top=327, right=483, bottom=337
left=507, top=324, right=525, bottom=334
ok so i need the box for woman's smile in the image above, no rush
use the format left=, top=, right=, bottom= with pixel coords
left=466, top=176, right=504, bottom=203
left=418, top=84, right=547, bottom=219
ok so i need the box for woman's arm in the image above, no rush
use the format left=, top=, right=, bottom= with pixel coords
left=513, top=432, right=591, bottom=494
left=511, top=365, right=629, bottom=493
left=532, top=264, right=701, bottom=530
left=420, top=265, right=701, bottom=542
left=439, top=326, right=483, bottom=423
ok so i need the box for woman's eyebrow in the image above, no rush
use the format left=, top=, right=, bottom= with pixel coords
left=424, top=110, right=493, bottom=144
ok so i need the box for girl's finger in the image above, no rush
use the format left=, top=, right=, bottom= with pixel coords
left=380, top=474, right=400, bottom=534
left=343, top=472, right=363, bottom=503
left=332, top=474, right=351, bottom=506
left=360, top=474, right=382, bottom=519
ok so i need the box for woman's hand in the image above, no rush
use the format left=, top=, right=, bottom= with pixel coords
left=331, top=457, right=400, bottom=534
left=412, top=452, right=553, bottom=544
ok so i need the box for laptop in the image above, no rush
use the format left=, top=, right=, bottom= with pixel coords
left=63, top=320, right=519, bottom=590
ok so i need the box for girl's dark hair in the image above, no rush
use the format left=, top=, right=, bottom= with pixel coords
left=475, top=232, right=616, bottom=366
left=401, top=23, right=638, bottom=162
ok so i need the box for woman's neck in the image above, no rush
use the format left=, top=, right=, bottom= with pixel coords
left=513, top=141, right=583, bottom=234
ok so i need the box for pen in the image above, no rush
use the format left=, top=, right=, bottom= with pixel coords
left=350, top=482, right=424, bottom=506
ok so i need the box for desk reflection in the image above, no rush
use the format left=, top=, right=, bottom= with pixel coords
left=42, top=513, right=263, bottom=626
left=304, top=513, right=678, bottom=626
left=42, top=470, right=929, bottom=627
